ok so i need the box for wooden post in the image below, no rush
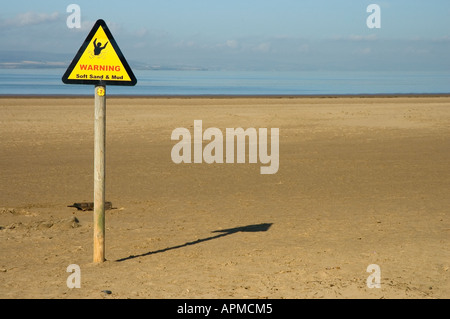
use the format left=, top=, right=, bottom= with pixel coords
left=93, top=85, right=106, bottom=263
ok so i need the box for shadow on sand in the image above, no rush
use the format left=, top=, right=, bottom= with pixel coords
left=116, top=223, right=272, bottom=262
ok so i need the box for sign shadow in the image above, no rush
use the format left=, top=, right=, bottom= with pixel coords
left=116, top=223, right=272, bottom=262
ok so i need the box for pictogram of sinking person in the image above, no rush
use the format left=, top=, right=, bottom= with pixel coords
left=93, top=38, right=108, bottom=55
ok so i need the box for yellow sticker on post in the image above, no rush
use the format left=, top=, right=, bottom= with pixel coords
left=62, top=19, right=137, bottom=86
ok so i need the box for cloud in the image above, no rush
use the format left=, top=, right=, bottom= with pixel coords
left=3, top=11, right=60, bottom=27
left=348, top=34, right=377, bottom=41
left=354, top=47, right=372, bottom=55
left=226, top=40, right=239, bottom=49
left=332, top=34, right=378, bottom=42
left=253, top=42, right=271, bottom=53
left=431, top=35, right=450, bottom=43
left=134, top=27, right=149, bottom=38
left=174, top=40, right=196, bottom=48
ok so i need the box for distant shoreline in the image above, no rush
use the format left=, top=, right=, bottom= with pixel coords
left=1, top=93, right=450, bottom=99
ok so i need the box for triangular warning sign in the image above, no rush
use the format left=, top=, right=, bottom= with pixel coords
left=62, top=19, right=137, bottom=86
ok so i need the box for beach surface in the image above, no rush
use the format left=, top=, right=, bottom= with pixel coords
left=0, top=96, right=449, bottom=299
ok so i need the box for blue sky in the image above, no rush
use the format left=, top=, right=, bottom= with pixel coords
left=1, top=1, right=450, bottom=71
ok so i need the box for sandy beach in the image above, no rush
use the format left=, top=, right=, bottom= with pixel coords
left=0, top=96, right=449, bottom=299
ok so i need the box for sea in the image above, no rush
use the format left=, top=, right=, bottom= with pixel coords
left=0, top=69, right=449, bottom=96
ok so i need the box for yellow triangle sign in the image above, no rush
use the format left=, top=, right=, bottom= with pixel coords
left=62, top=19, right=137, bottom=86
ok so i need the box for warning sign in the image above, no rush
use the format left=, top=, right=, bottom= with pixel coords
left=62, top=19, right=137, bottom=86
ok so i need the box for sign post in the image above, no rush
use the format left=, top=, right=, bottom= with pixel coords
left=94, top=85, right=106, bottom=262
left=62, top=20, right=136, bottom=263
